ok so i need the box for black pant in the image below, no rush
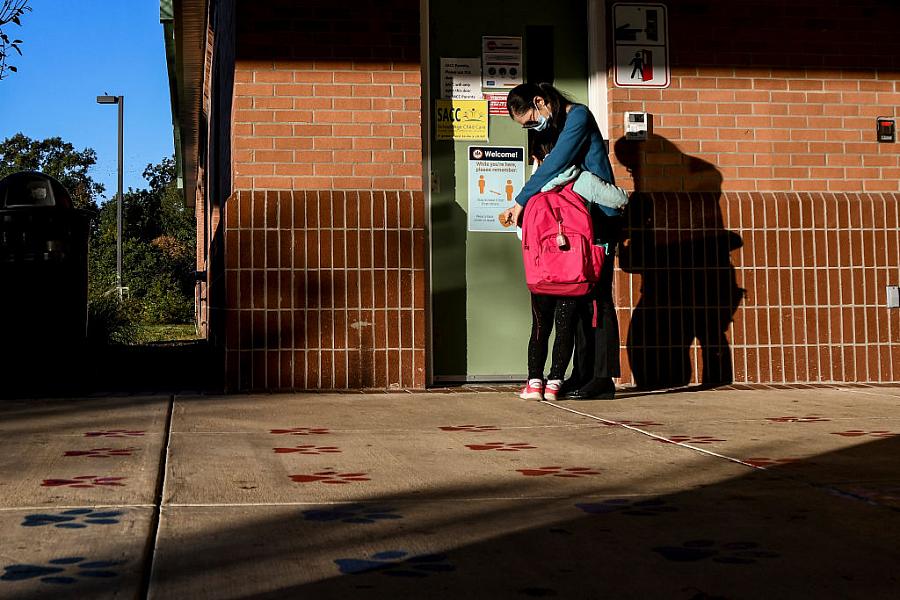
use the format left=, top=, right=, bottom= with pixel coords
left=528, top=294, right=579, bottom=381
left=570, top=209, right=622, bottom=385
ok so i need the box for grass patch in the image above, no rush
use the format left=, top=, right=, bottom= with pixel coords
left=136, top=323, right=200, bottom=344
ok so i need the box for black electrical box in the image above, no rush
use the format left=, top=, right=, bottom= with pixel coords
left=877, top=117, right=895, bottom=143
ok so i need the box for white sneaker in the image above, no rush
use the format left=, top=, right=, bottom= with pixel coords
left=544, top=379, right=562, bottom=401
left=519, top=378, right=544, bottom=400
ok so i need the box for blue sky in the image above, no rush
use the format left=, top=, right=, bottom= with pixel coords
left=0, top=0, right=174, bottom=201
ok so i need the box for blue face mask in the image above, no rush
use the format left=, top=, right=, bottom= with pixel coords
left=532, top=112, right=550, bottom=132
left=523, top=103, right=551, bottom=131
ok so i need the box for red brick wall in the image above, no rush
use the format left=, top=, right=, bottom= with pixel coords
left=232, top=64, right=422, bottom=192
left=608, top=0, right=900, bottom=194
left=608, top=0, right=900, bottom=386
left=221, top=0, right=424, bottom=391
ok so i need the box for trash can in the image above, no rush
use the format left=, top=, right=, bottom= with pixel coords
left=0, top=171, right=93, bottom=359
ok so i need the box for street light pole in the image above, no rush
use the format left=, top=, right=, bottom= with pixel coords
left=96, top=94, right=125, bottom=300
left=116, top=95, right=123, bottom=300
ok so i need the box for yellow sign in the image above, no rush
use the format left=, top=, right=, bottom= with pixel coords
left=435, top=99, right=488, bottom=141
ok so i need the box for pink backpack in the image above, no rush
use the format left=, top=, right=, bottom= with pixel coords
left=521, top=182, right=605, bottom=296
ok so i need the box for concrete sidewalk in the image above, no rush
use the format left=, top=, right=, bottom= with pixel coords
left=1, top=385, right=899, bottom=599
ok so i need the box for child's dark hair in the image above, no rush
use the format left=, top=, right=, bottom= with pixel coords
left=506, top=82, right=572, bottom=132
left=531, top=139, right=555, bottom=162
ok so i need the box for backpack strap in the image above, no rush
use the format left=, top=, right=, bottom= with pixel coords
left=557, top=181, right=589, bottom=209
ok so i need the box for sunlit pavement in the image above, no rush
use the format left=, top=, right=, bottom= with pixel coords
left=1, top=385, right=899, bottom=599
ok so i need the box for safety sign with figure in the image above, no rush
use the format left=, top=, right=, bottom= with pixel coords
left=467, top=146, right=525, bottom=232
left=613, top=3, right=669, bottom=88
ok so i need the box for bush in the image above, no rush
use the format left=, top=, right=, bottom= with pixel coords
left=140, top=279, right=194, bottom=324
left=86, top=292, right=140, bottom=346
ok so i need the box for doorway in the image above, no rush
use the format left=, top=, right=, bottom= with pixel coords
left=426, top=0, right=598, bottom=382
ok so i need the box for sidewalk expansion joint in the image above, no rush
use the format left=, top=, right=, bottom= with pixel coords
left=540, top=400, right=764, bottom=470
left=162, top=496, right=603, bottom=508
left=540, top=399, right=900, bottom=514
left=140, top=393, right=175, bottom=600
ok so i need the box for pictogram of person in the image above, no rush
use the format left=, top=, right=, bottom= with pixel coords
left=629, top=52, right=644, bottom=79
left=478, top=175, right=486, bottom=194
left=505, top=179, right=514, bottom=201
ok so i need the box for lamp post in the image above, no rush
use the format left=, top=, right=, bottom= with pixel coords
left=96, top=94, right=124, bottom=300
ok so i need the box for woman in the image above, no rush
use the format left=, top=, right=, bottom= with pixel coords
left=502, top=82, right=622, bottom=400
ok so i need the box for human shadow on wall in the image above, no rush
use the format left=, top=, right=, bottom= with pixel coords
left=615, top=135, right=745, bottom=390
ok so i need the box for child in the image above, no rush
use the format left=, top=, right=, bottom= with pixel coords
left=509, top=141, right=580, bottom=402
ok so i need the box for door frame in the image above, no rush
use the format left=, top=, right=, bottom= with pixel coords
left=588, top=0, right=610, bottom=141
left=421, top=0, right=609, bottom=386
left=420, top=0, right=434, bottom=386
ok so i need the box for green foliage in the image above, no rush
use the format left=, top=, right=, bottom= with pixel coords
left=91, top=156, right=196, bottom=326
left=0, top=133, right=104, bottom=210
left=87, top=292, right=140, bottom=346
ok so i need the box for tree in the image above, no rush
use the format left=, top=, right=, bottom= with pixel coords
left=0, top=133, right=105, bottom=210
left=91, top=156, right=196, bottom=324
left=0, top=0, right=30, bottom=80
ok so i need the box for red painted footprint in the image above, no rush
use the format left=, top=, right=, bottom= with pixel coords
left=516, top=466, right=602, bottom=478
left=64, top=447, right=139, bottom=458
left=41, top=476, right=127, bottom=488
left=831, top=430, right=898, bottom=438
left=654, top=435, right=726, bottom=445
left=744, top=457, right=803, bottom=468
left=766, top=416, right=830, bottom=423
left=439, top=425, right=501, bottom=432
left=84, top=430, right=145, bottom=438
left=274, top=445, right=342, bottom=454
left=289, top=471, right=370, bottom=484
left=270, top=427, right=331, bottom=436
left=465, top=442, right=536, bottom=452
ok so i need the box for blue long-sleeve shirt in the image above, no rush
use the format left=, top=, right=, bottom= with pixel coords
left=514, top=104, right=615, bottom=206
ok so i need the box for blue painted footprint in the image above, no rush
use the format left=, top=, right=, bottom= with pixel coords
left=21, top=509, right=124, bottom=529
left=1, top=557, right=126, bottom=584
left=653, top=540, right=779, bottom=564
left=302, top=504, right=402, bottom=524
left=335, top=550, right=455, bottom=577
left=575, top=498, right=678, bottom=517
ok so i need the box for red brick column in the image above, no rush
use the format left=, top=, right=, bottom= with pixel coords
left=221, top=0, right=424, bottom=391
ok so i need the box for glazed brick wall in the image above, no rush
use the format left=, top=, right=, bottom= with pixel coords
left=608, top=0, right=900, bottom=386
left=614, top=191, right=900, bottom=387
left=220, top=0, right=424, bottom=391
left=223, top=189, right=426, bottom=390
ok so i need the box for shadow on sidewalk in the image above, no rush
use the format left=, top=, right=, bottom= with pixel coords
left=137, top=432, right=900, bottom=598
left=0, top=341, right=218, bottom=399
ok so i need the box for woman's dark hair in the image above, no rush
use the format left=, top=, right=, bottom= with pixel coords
left=506, top=82, right=572, bottom=132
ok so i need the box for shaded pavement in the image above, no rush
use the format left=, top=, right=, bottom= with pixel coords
left=1, top=385, right=899, bottom=598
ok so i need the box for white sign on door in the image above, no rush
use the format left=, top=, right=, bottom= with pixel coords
left=467, top=146, right=525, bottom=233
left=481, top=36, right=523, bottom=89
left=613, top=3, right=670, bottom=88
left=440, top=57, right=482, bottom=100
